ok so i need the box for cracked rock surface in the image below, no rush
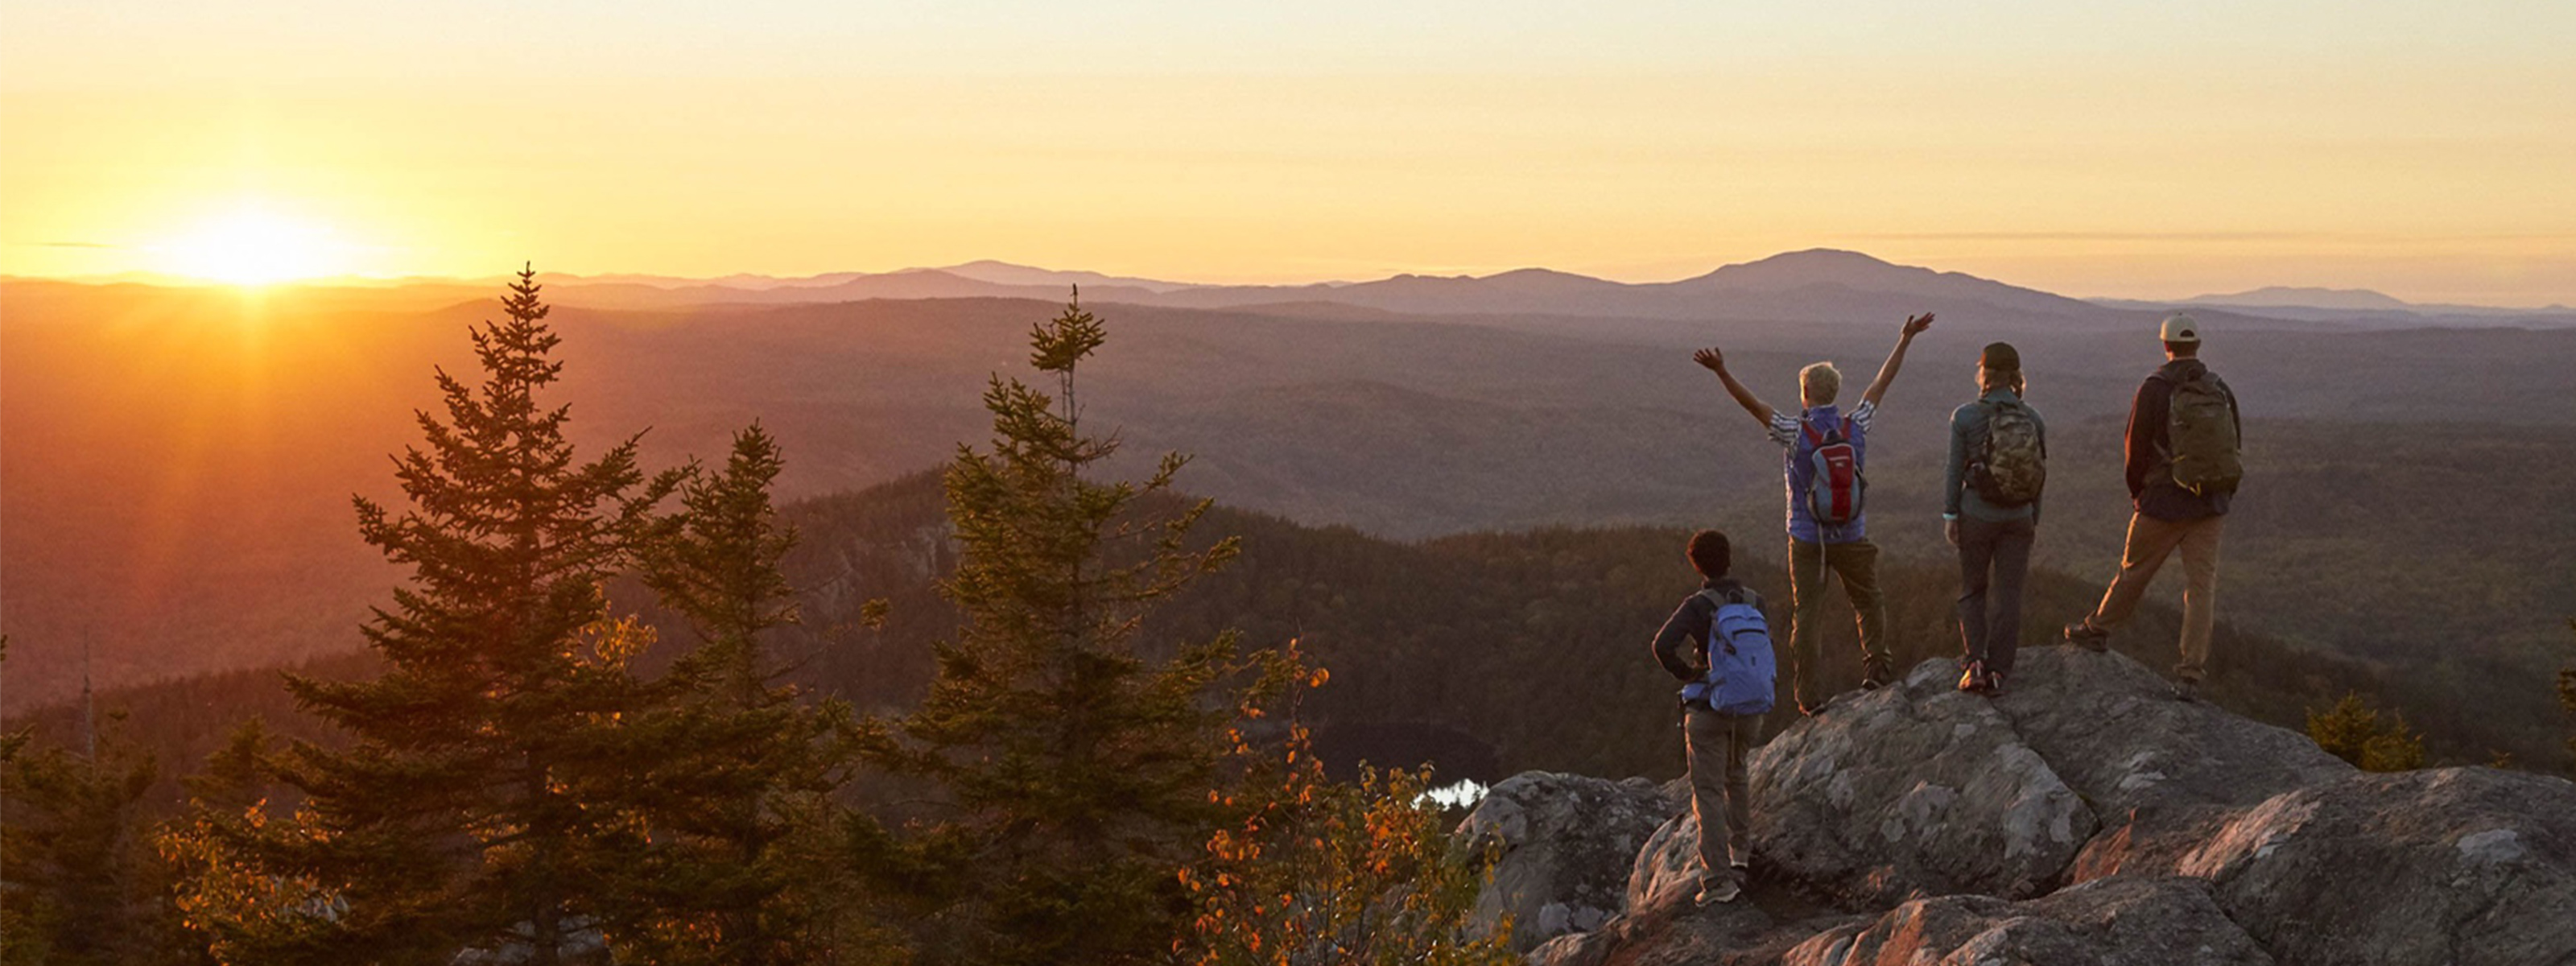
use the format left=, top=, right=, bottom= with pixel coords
left=1781, top=876, right=2273, bottom=966
left=1988, top=646, right=2354, bottom=882
left=1745, top=658, right=2095, bottom=906
left=1469, top=646, right=2576, bottom=966
left=2174, top=767, right=2576, bottom=966
left=1457, top=771, right=1681, bottom=951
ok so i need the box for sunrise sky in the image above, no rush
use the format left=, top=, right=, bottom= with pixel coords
left=5, top=1, right=2571, bottom=303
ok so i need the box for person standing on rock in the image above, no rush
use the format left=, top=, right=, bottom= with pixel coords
left=2064, top=313, right=2243, bottom=701
left=1946, top=341, right=2047, bottom=696
left=1694, top=312, right=1933, bottom=714
left=1649, top=529, right=1769, bottom=906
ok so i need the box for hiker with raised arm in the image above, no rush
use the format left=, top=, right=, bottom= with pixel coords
left=1694, top=312, right=1932, bottom=714
left=2064, top=313, right=2243, bottom=701
left=1649, top=529, right=1773, bottom=906
left=1945, top=342, right=2047, bottom=696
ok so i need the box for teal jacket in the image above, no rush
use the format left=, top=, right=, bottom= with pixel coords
left=1943, top=389, right=2046, bottom=525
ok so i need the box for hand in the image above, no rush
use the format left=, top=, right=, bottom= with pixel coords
left=1944, top=518, right=1961, bottom=547
left=1692, top=347, right=1727, bottom=373
left=1903, top=312, right=1935, bottom=337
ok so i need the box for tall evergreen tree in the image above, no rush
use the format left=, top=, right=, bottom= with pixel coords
left=852, top=292, right=1254, bottom=965
left=183, top=267, right=677, bottom=964
left=620, top=425, right=881, bottom=964
left=0, top=711, right=186, bottom=966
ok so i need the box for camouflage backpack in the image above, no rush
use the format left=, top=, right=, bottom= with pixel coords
left=2165, top=368, right=2242, bottom=496
left=1971, top=398, right=2046, bottom=506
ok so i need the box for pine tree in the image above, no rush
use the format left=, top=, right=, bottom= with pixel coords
left=159, top=720, right=328, bottom=964
left=851, top=292, right=1253, bottom=965
left=2306, top=692, right=2426, bottom=772
left=620, top=424, right=881, bottom=964
left=183, top=267, right=678, bottom=964
left=0, top=708, right=188, bottom=966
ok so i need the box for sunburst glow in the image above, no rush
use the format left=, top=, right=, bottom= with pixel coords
left=159, top=208, right=351, bottom=285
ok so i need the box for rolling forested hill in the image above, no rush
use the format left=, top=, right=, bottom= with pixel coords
left=6, top=276, right=2571, bottom=791
left=19, top=470, right=2557, bottom=819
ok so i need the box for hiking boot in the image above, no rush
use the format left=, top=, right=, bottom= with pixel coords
left=1860, top=659, right=1894, bottom=691
left=1957, top=659, right=1987, bottom=693
left=2173, top=679, right=2200, bottom=703
left=2062, top=621, right=2110, bottom=652
left=1986, top=671, right=2006, bottom=696
left=1695, top=879, right=1742, bottom=906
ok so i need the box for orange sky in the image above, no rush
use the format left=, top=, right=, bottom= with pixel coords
left=4, top=2, right=2571, bottom=304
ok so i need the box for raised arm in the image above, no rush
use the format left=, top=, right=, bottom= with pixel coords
left=1694, top=347, right=1775, bottom=427
left=1860, top=312, right=1936, bottom=407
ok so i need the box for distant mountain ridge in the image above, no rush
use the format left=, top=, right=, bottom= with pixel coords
left=513, top=249, right=2179, bottom=332
left=2092, top=284, right=2576, bottom=325
left=2185, top=286, right=2417, bottom=311
left=21, top=251, right=2568, bottom=329
left=514, top=250, right=2570, bottom=331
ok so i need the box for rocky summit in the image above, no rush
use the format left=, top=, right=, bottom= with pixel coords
left=1459, top=646, right=2576, bottom=966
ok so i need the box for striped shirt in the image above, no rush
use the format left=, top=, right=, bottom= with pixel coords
left=1769, top=401, right=1876, bottom=544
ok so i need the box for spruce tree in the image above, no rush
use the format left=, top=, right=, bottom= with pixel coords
left=2306, top=691, right=2425, bottom=772
left=621, top=425, right=877, bottom=964
left=0, top=712, right=182, bottom=966
left=852, top=292, right=1250, bottom=965
left=202, top=267, right=677, bottom=964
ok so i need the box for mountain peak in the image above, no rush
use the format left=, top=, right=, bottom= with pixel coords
left=902, top=261, right=1203, bottom=294
left=1681, top=248, right=1930, bottom=290
left=2184, top=286, right=2413, bottom=311
left=1741, top=248, right=1901, bottom=269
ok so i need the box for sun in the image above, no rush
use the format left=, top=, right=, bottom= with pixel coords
left=159, top=207, right=352, bottom=285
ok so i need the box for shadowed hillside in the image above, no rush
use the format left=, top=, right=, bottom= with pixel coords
left=6, top=279, right=2570, bottom=769
left=26, top=472, right=2550, bottom=819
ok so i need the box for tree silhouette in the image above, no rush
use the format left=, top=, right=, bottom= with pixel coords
left=179, top=267, right=677, bottom=964
left=850, top=292, right=1262, bottom=965
left=620, top=424, right=883, bottom=964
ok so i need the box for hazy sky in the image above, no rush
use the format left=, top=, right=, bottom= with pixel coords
left=5, top=1, right=2571, bottom=303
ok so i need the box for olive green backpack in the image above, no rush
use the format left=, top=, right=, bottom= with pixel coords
left=2166, top=368, right=2242, bottom=496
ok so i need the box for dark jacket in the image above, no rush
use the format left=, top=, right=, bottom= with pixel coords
left=2125, top=357, right=2242, bottom=521
left=1651, top=578, right=1765, bottom=682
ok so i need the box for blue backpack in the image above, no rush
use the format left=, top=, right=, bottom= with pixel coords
left=1678, top=588, right=1777, bottom=716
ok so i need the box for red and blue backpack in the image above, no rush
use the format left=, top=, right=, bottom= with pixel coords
left=1799, top=415, right=1866, bottom=527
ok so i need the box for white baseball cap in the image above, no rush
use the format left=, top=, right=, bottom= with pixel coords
left=2159, top=312, right=2202, bottom=344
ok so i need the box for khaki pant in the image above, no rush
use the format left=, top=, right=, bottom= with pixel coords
left=1786, top=539, right=1891, bottom=712
left=1684, top=707, right=1761, bottom=887
left=2084, top=512, right=2226, bottom=681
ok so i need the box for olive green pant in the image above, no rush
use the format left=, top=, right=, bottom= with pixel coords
left=1684, top=707, right=1761, bottom=887
left=1786, top=539, right=1892, bottom=712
